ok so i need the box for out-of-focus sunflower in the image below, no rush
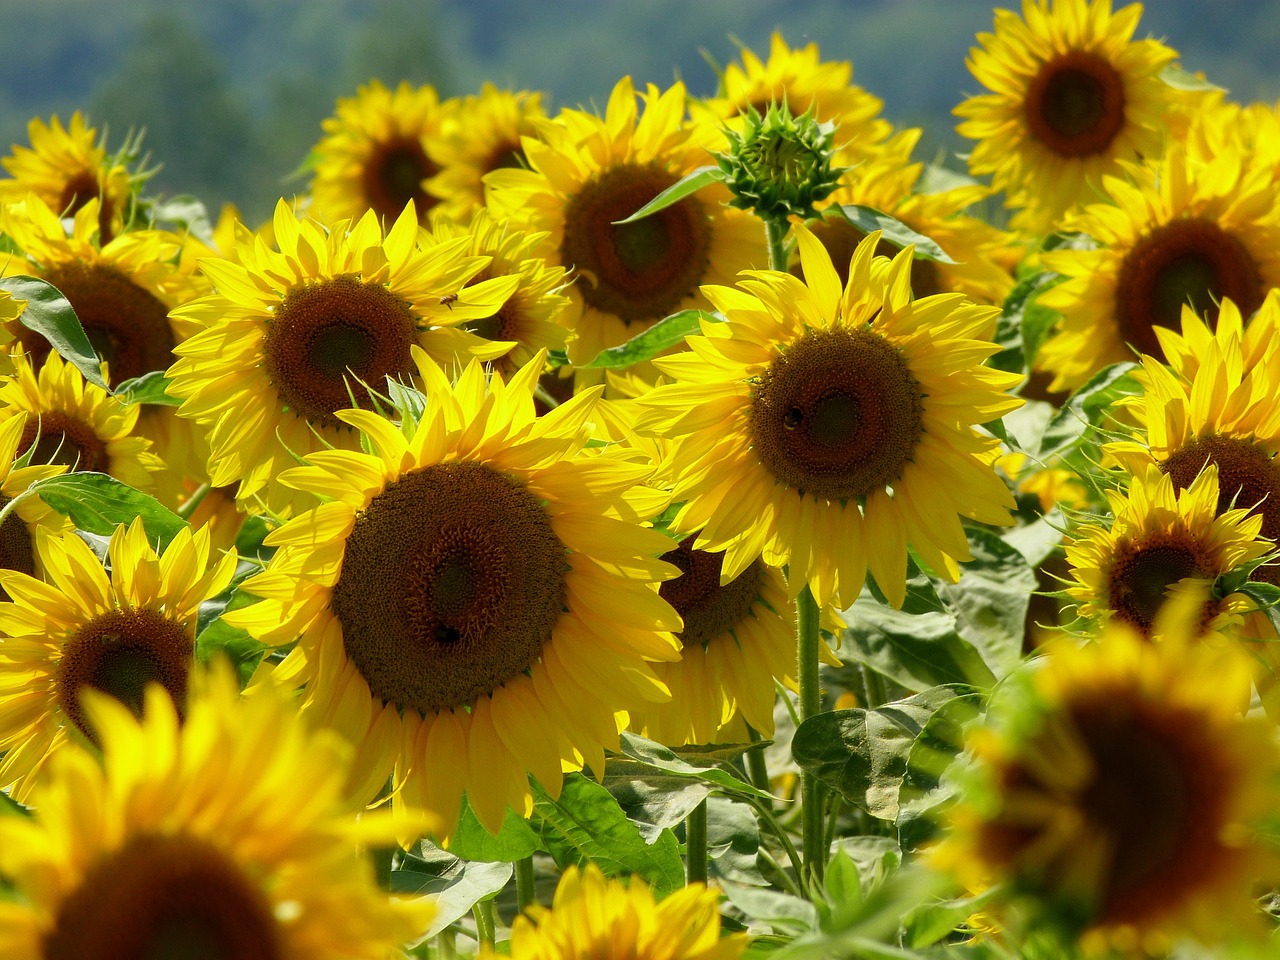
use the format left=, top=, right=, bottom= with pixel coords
left=0, top=414, right=69, bottom=599
left=486, top=76, right=766, bottom=367
left=931, top=616, right=1280, bottom=955
left=226, top=351, right=681, bottom=838
left=955, top=0, right=1186, bottom=236
left=509, top=863, right=747, bottom=960
left=634, top=227, right=1022, bottom=609
left=1063, top=464, right=1269, bottom=643
left=0, top=518, right=236, bottom=802
left=166, top=199, right=517, bottom=515
left=0, top=350, right=163, bottom=491
left=695, top=31, right=892, bottom=163
left=0, top=661, right=434, bottom=960
left=309, top=79, right=448, bottom=225
left=0, top=112, right=133, bottom=243
left=427, top=84, right=548, bottom=224
left=1035, top=144, right=1280, bottom=391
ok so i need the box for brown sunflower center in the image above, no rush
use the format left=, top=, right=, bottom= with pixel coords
left=1024, top=50, right=1127, bottom=157
left=55, top=608, right=193, bottom=743
left=560, top=162, right=713, bottom=326
left=1162, top=434, right=1280, bottom=585
left=332, top=460, right=568, bottom=714
left=57, top=169, right=117, bottom=244
left=1105, top=532, right=1216, bottom=634
left=363, top=136, right=439, bottom=221
left=261, top=276, right=418, bottom=429
left=659, top=536, right=766, bottom=648
left=749, top=327, right=924, bottom=501
left=797, top=216, right=942, bottom=298
left=43, top=832, right=281, bottom=960
left=484, top=140, right=526, bottom=175
left=19, top=412, right=111, bottom=473
left=0, top=495, right=35, bottom=602
left=1115, top=218, right=1263, bottom=361
left=22, top=262, right=177, bottom=387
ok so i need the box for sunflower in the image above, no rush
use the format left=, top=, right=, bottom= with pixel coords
left=0, top=517, right=237, bottom=802
left=0, top=112, right=133, bottom=243
left=634, top=227, right=1022, bottom=610
left=930, top=619, right=1280, bottom=954
left=1034, top=143, right=1280, bottom=391
left=695, top=31, right=892, bottom=163
left=485, top=76, right=767, bottom=367
left=509, top=863, right=746, bottom=960
left=1062, top=463, right=1269, bottom=643
left=166, top=199, right=517, bottom=515
left=955, top=0, right=1189, bottom=236
left=1149, top=289, right=1280, bottom=386
left=309, top=78, right=448, bottom=225
left=225, top=350, right=681, bottom=838
left=426, top=84, right=549, bottom=224
left=0, top=350, right=163, bottom=491
left=0, top=660, right=434, bottom=960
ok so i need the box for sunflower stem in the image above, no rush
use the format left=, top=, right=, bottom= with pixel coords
left=177, top=481, right=212, bottom=521
left=797, top=583, right=826, bottom=887
left=438, top=928, right=457, bottom=960
left=765, top=217, right=790, bottom=272
left=745, top=726, right=771, bottom=795
left=473, top=899, right=496, bottom=950
left=515, top=854, right=537, bottom=913
left=860, top=663, right=888, bottom=710
left=686, top=797, right=709, bottom=885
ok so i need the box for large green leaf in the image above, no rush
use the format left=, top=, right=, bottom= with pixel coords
left=194, top=616, right=273, bottom=686
left=393, top=842, right=513, bottom=941
left=30, top=473, right=189, bottom=549
left=445, top=798, right=541, bottom=863
left=0, top=275, right=107, bottom=390
left=895, top=691, right=983, bottom=852
left=531, top=774, right=686, bottom=899
left=990, top=271, right=1063, bottom=375
left=829, top=205, right=956, bottom=264
left=612, top=165, right=724, bottom=224
left=706, top=795, right=766, bottom=887
left=604, top=757, right=715, bottom=843
left=579, top=310, right=721, bottom=370
left=614, top=731, right=774, bottom=801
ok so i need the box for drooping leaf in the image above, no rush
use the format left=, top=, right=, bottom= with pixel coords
left=0, top=274, right=107, bottom=390
left=614, top=731, right=773, bottom=801
left=579, top=310, right=722, bottom=370
left=830, top=205, right=956, bottom=263
left=445, top=798, right=541, bottom=863
left=604, top=757, right=715, bottom=843
left=31, top=473, right=189, bottom=549
left=393, top=842, right=513, bottom=941
left=612, top=166, right=724, bottom=224
left=113, top=370, right=181, bottom=405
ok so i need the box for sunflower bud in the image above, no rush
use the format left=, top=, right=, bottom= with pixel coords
left=715, top=101, right=845, bottom=223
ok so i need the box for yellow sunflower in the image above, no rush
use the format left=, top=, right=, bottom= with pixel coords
left=0, top=413, right=70, bottom=597
left=225, top=350, right=681, bottom=838
left=166, top=199, right=517, bottom=515
left=485, top=76, right=767, bottom=366
left=694, top=31, right=892, bottom=163
left=0, top=517, right=237, bottom=802
left=1063, top=463, right=1269, bottom=643
left=0, top=660, right=433, bottom=960
left=955, top=0, right=1187, bottom=236
left=509, top=863, right=747, bottom=960
left=426, top=83, right=549, bottom=224
left=634, top=227, right=1022, bottom=610
left=1149, top=290, right=1280, bottom=386
left=0, top=350, right=163, bottom=491
left=930, top=618, right=1280, bottom=954
left=0, top=112, right=133, bottom=243
left=1035, top=143, right=1280, bottom=391
left=309, top=78, right=448, bottom=224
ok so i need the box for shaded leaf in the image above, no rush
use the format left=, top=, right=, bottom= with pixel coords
left=113, top=370, right=181, bottom=405
left=615, top=731, right=774, bottom=800
left=194, top=616, right=272, bottom=686
left=393, top=842, right=513, bottom=941
left=896, top=692, right=983, bottom=851
left=1037, top=362, right=1140, bottom=459
left=831, top=205, right=956, bottom=263
left=613, top=166, right=724, bottom=224
left=604, top=757, right=714, bottom=843
left=706, top=795, right=766, bottom=887
left=939, top=525, right=1037, bottom=678
left=579, top=310, right=721, bottom=370
left=721, top=880, right=818, bottom=938
left=0, top=274, right=107, bottom=389
left=31, top=473, right=189, bottom=549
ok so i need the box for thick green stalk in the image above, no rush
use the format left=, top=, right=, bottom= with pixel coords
left=515, top=854, right=536, bottom=913
left=745, top=726, right=771, bottom=795
left=686, top=798, right=709, bottom=885
left=473, top=899, right=496, bottom=951
left=797, top=583, right=826, bottom=886
left=765, top=217, right=790, bottom=272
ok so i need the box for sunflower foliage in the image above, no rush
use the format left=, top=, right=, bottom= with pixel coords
left=3, top=5, right=1280, bottom=960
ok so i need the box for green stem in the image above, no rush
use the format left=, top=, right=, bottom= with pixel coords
left=745, top=726, right=772, bottom=795
left=176, top=481, right=211, bottom=521
left=515, top=854, right=536, bottom=913
left=797, top=583, right=826, bottom=887
left=472, top=899, right=496, bottom=951
left=861, top=663, right=888, bottom=710
left=765, top=217, right=790, bottom=271
left=686, top=798, right=709, bottom=885
left=438, top=929, right=457, bottom=960
left=748, top=795, right=805, bottom=889
left=370, top=844, right=395, bottom=890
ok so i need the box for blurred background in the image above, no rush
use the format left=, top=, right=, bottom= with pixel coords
left=5, top=0, right=1279, bottom=222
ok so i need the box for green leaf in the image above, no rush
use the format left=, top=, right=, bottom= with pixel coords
left=1036, top=362, right=1141, bottom=459
left=531, top=773, right=686, bottom=899
left=604, top=757, right=715, bottom=843
left=0, top=275, right=107, bottom=390
left=194, top=616, right=272, bottom=686
left=1240, top=582, right=1280, bottom=637
left=579, top=310, right=721, bottom=370
left=990, top=271, right=1062, bottom=375
left=113, top=370, right=181, bottom=405
left=445, top=797, right=541, bottom=863
left=393, top=842, right=513, bottom=941
left=234, top=514, right=275, bottom=563
left=830, top=205, right=956, bottom=263
left=896, top=693, right=983, bottom=851
left=612, top=166, right=724, bottom=224
left=792, top=685, right=978, bottom=820
left=31, top=473, right=189, bottom=549
left=149, top=194, right=216, bottom=247
left=706, top=795, right=765, bottom=887
left=720, top=880, right=818, bottom=937
left=0, top=790, right=31, bottom=818
left=615, top=731, right=774, bottom=801
left=1159, top=64, right=1225, bottom=92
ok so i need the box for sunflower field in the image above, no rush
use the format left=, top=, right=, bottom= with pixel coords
left=2, top=0, right=1280, bottom=957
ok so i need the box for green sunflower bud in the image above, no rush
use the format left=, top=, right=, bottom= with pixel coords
left=716, top=101, right=846, bottom=223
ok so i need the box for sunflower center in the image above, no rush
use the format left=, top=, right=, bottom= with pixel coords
left=560, top=162, right=713, bottom=326
left=750, top=327, right=924, bottom=501
left=55, top=608, right=192, bottom=743
left=19, top=412, right=110, bottom=473
left=1115, top=218, right=1263, bottom=360
left=57, top=169, right=117, bottom=243
left=797, top=216, right=941, bottom=297
left=0, top=496, right=35, bottom=602
left=659, top=536, right=766, bottom=648
left=332, top=460, right=568, bottom=714
left=484, top=141, right=526, bottom=174
left=43, top=832, right=281, bottom=960
left=1106, top=534, right=1214, bottom=634
left=24, top=263, right=177, bottom=387
left=1024, top=50, right=1127, bottom=157
left=261, top=276, right=417, bottom=429
left=363, top=136, right=439, bottom=220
